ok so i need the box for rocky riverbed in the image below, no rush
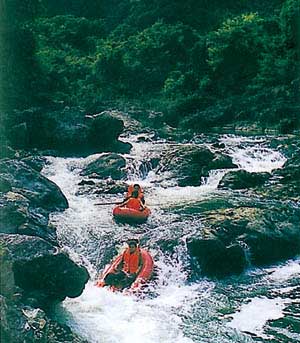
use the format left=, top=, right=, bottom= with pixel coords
left=1, top=111, right=300, bottom=342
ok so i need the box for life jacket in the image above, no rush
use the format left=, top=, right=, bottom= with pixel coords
left=122, top=248, right=141, bottom=274
left=126, top=185, right=144, bottom=200
left=125, top=198, right=142, bottom=210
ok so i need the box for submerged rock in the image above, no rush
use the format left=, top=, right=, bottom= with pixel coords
left=0, top=234, right=89, bottom=306
left=80, top=153, right=126, bottom=180
left=219, top=170, right=270, bottom=189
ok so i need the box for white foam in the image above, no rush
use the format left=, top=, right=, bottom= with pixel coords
left=228, top=297, right=290, bottom=336
left=267, top=260, right=300, bottom=282
left=220, top=135, right=286, bottom=173
left=41, top=134, right=292, bottom=343
left=59, top=253, right=208, bottom=343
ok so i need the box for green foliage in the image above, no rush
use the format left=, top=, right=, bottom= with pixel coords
left=280, top=0, right=300, bottom=47
left=2, top=0, right=300, bottom=133
left=207, top=13, right=265, bottom=96
left=0, top=0, right=44, bottom=112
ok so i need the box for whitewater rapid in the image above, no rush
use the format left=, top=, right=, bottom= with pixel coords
left=41, top=134, right=300, bottom=343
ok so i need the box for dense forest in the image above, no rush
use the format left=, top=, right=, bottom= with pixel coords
left=1, top=0, right=300, bottom=138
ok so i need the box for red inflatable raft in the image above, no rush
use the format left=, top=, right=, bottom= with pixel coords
left=113, top=206, right=151, bottom=223
left=96, top=249, right=154, bottom=293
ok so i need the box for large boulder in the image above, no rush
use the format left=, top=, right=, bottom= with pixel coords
left=86, top=111, right=124, bottom=150
left=219, top=170, right=270, bottom=189
left=0, top=160, right=68, bottom=212
left=80, top=153, right=126, bottom=180
left=21, top=156, right=48, bottom=173
left=157, top=145, right=237, bottom=186
left=8, top=108, right=131, bottom=155
left=0, top=160, right=67, bottom=243
left=187, top=238, right=247, bottom=278
left=0, top=192, right=57, bottom=243
left=0, top=234, right=89, bottom=306
left=187, top=203, right=300, bottom=278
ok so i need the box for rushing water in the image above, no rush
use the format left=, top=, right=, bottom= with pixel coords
left=42, top=134, right=300, bottom=343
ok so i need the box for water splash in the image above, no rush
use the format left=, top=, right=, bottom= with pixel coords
left=41, top=133, right=296, bottom=343
left=220, top=135, right=286, bottom=173
left=227, top=297, right=290, bottom=338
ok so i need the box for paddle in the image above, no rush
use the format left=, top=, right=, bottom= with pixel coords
left=95, top=201, right=123, bottom=206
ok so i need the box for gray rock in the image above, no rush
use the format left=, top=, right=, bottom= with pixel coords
left=219, top=170, right=270, bottom=189
left=0, top=191, right=57, bottom=244
left=187, top=238, right=247, bottom=278
left=80, top=153, right=126, bottom=180
left=0, top=160, right=68, bottom=212
left=0, top=234, right=89, bottom=305
left=188, top=203, right=300, bottom=278
left=0, top=296, right=88, bottom=343
left=157, top=145, right=237, bottom=186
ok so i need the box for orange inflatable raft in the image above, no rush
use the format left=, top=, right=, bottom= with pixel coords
left=96, top=249, right=154, bottom=292
left=113, top=206, right=151, bottom=223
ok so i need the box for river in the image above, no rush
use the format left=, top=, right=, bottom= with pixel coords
left=42, top=133, right=300, bottom=343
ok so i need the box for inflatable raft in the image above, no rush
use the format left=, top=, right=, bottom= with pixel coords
left=96, top=249, right=154, bottom=292
left=113, top=206, right=151, bottom=223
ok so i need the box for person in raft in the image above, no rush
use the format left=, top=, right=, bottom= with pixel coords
left=119, top=190, right=145, bottom=211
left=125, top=184, right=145, bottom=204
left=104, top=239, right=143, bottom=288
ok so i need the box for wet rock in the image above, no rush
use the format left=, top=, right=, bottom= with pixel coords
left=212, top=142, right=226, bottom=149
left=21, top=156, right=48, bottom=173
left=158, top=146, right=237, bottom=186
left=77, top=179, right=128, bottom=196
left=219, top=170, right=270, bottom=189
left=0, top=296, right=88, bottom=343
left=86, top=111, right=128, bottom=152
left=78, top=179, right=96, bottom=186
left=242, top=222, right=300, bottom=266
left=93, top=180, right=127, bottom=195
left=80, top=153, right=126, bottom=180
left=0, top=193, right=28, bottom=234
left=0, top=191, right=57, bottom=244
left=0, top=234, right=89, bottom=305
left=0, top=160, right=68, bottom=212
left=264, top=143, right=300, bottom=201
left=187, top=238, right=247, bottom=278
left=190, top=203, right=300, bottom=277
left=210, top=153, right=236, bottom=169
left=275, top=152, right=300, bottom=186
